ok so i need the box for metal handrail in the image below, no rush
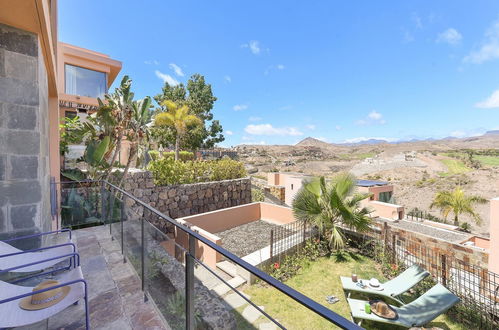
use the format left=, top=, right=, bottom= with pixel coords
left=103, top=180, right=360, bottom=329
left=55, top=180, right=361, bottom=329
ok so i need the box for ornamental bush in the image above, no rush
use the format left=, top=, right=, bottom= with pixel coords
left=148, top=157, right=247, bottom=185
left=148, top=150, right=161, bottom=161
left=163, top=151, right=195, bottom=161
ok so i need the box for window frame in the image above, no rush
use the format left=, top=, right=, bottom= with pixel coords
left=64, top=63, right=108, bottom=98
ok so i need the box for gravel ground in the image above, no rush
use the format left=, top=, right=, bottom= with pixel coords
left=216, top=220, right=282, bottom=258
left=379, top=219, right=471, bottom=243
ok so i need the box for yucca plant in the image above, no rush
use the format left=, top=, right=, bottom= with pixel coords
left=430, top=188, right=487, bottom=226
left=154, top=100, right=201, bottom=160
left=292, top=173, right=372, bottom=249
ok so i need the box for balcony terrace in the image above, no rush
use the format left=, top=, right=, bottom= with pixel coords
left=1, top=180, right=358, bottom=330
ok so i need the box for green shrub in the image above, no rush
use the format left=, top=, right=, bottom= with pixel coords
left=148, top=150, right=161, bottom=161
left=148, top=158, right=247, bottom=185
left=252, top=188, right=265, bottom=202
left=163, top=151, right=195, bottom=161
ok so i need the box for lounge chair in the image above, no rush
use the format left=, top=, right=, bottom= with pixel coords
left=341, top=264, right=429, bottom=304
left=1, top=229, right=76, bottom=281
left=0, top=253, right=89, bottom=330
left=347, top=283, right=460, bottom=328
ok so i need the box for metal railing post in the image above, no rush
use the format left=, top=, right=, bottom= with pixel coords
left=269, top=229, right=274, bottom=262
left=141, top=216, right=146, bottom=302
left=100, top=181, right=107, bottom=227
left=121, top=196, right=126, bottom=263
left=185, top=234, right=196, bottom=330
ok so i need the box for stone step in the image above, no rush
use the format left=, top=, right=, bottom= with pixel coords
left=216, top=261, right=238, bottom=277
left=212, top=276, right=246, bottom=296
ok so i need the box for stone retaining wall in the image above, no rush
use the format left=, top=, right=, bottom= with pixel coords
left=123, top=171, right=251, bottom=232
left=251, top=177, right=286, bottom=204
left=376, top=221, right=489, bottom=269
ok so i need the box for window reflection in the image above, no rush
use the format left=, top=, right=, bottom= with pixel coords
left=65, top=64, right=107, bottom=98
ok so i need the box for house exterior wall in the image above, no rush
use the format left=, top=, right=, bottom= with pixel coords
left=0, top=24, right=52, bottom=240
left=176, top=202, right=298, bottom=268
left=489, top=198, right=499, bottom=273
left=365, top=201, right=404, bottom=220
left=284, top=176, right=306, bottom=206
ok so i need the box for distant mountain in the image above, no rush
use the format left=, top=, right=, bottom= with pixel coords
left=340, top=138, right=391, bottom=146
left=295, top=137, right=332, bottom=147
left=484, top=130, right=499, bottom=136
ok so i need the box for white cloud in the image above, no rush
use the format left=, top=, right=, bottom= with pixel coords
left=144, top=60, right=159, bottom=65
left=155, top=70, right=179, bottom=86
left=464, top=20, right=499, bottom=64
left=448, top=129, right=484, bottom=138
left=368, top=110, right=382, bottom=120
left=226, top=130, right=233, bottom=136
left=233, top=104, right=248, bottom=111
left=437, top=28, right=462, bottom=45
left=475, top=89, right=499, bottom=108
left=249, top=116, right=262, bottom=122
left=306, top=124, right=316, bottom=130
left=316, top=137, right=328, bottom=142
left=169, top=63, right=184, bottom=77
left=240, top=136, right=266, bottom=145
left=412, top=12, right=423, bottom=29
left=342, top=137, right=399, bottom=144
left=335, top=125, right=342, bottom=131
left=264, top=64, right=285, bottom=75
left=278, top=105, right=293, bottom=111
left=224, top=75, right=232, bottom=83
left=245, top=124, right=303, bottom=136
left=241, top=40, right=261, bottom=55
left=357, top=110, right=386, bottom=126
left=402, top=29, right=415, bottom=43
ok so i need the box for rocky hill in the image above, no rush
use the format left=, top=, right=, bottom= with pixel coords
left=295, top=137, right=333, bottom=148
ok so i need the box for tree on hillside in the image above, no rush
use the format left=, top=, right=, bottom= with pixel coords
left=154, top=100, right=202, bottom=160
left=430, top=188, right=487, bottom=226
left=292, top=173, right=372, bottom=249
left=153, top=74, right=224, bottom=150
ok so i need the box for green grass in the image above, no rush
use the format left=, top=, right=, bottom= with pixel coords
left=474, top=155, right=499, bottom=166
left=439, top=152, right=499, bottom=167
left=338, top=152, right=376, bottom=160
left=439, top=159, right=471, bottom=177
left=244, top=253, right=464, bottom=330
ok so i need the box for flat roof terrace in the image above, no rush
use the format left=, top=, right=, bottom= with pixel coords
left=177, top=203, right=297, bottom=268
left=18, top=225, right=165, bottom=329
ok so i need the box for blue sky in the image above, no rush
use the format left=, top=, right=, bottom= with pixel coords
left=59, top=1, right=499, bottom=146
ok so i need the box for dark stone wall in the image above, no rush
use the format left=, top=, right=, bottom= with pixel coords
left=0, top=23, right=52, bottom=242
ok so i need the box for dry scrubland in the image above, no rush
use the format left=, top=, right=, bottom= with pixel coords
left=237, top=134, right=499, bottom=236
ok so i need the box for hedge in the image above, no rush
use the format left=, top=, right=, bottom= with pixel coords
left=148, top=150, right=195, bottom=162
left=163, top=151, right=195, bottom=161
left=148, top=158, right=247, bottom=185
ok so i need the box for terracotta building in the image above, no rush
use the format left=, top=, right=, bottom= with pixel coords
left=0, top=0, right=121, bottom=237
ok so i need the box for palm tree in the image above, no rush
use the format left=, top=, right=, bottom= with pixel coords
left=292, top=173, right=372, bottom=249
left=154, top=100, right=201, bottom=160
left=118, top=96, right=153, bottom=187
left=430, top=188, right=487, bottom=226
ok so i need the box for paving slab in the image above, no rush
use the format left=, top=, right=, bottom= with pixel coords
left=242, top=305, right=265, bottom=323
left=223, top=292, right=251, bottom=309
left=259, top=322, right=278, bottom=330
left=41, top=226, right=168, bottom=330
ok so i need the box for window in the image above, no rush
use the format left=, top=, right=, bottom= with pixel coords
left=65, top=64, right=107, bottom=98
left=379, top=191, right=393, bottom=203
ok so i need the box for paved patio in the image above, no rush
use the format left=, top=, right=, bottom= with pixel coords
left=19, top=225, right=167, bottom=330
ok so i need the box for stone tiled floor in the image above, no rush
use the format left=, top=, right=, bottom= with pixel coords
left=21, top=225, right=168, bottom=330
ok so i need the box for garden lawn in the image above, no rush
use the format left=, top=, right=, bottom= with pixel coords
left=439, top=159, right=470, bottom=177
left=244, top=253, right=465, bottom=330
left=474, top=155, right=499, bottom=167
